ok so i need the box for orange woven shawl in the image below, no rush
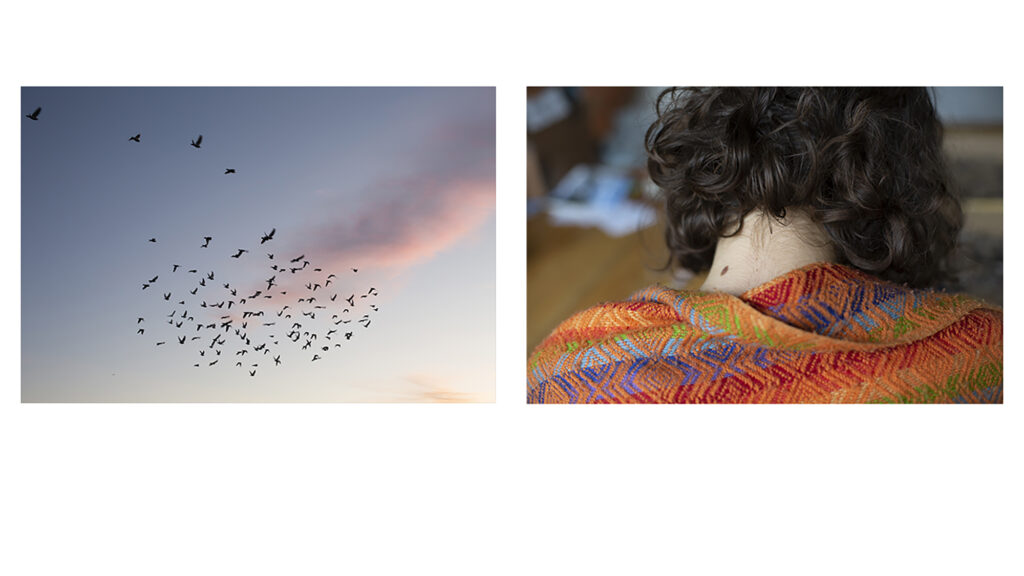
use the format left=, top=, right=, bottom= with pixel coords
left=527, top=263, right=1002, bottom=403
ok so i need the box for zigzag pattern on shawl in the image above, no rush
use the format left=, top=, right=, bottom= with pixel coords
left=527, top=263, right=1002, bottom=404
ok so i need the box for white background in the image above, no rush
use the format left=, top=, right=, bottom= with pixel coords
left=2, top=1, right=1020, bottom=574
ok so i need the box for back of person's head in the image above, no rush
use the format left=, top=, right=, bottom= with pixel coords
left=645, top=87, right=961, bottom=287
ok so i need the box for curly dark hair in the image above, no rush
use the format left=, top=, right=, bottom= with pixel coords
left=645, top=87, right=962, bottom=287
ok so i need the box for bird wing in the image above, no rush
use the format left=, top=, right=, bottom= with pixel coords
left=196, top=134, right=203, bottom=145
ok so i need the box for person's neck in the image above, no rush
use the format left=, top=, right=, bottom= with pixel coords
left=699, top=208, right=836, bottom=295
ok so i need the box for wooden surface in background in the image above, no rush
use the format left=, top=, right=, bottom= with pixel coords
left=526, top=212, right=697, bottom=354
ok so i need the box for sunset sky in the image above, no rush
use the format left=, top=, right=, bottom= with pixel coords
left=21, top=87, right=495, bottom=402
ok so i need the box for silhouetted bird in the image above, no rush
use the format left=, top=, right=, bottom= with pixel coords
left=156, top=341, right=166, bottom=346
left=231, top=249, right=247, bottom=258
left=260, top=228, right=276, bottom=244
left=178, top=336, right=186, bottom=344
left=173, top=264, right=180, bottom=272
left=149, top=275, right=159, bottom=283
left=225, top=168, right=236, bottom=174
left=148, top=238, right=157, bottom=243
left=26, top=107, right=41, bottom=121
left=191, top=135, right=203, bottom=149
left=142, top=283, right=150, bottom=290
left=312, top=355, right=321, bottom=362
left=190, top=287, right=198, bottom=295
left=207, top=272, right=215, bottom=280
left=202, top=237, right=212, bottom=248
left=250, top=369, right=256, bottom=377
left=129, top=134, right=141, bottom=142
left=137, top=328, right=144, bottom=335
left=137, top=318, right=144, bottom=324
left=163, top=292, right=171, bottom=301
left=290, top=254, right=305, bottom=263
left=274, top=355, right=281, bottom=365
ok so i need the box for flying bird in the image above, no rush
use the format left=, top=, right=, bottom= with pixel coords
left=202, top=237, right=212, bottom=248
left=190, top=134, right=203, bottom=148
left=260, top=228, right=276, bottom=244
left=148, top=238, right=157, bottom=243
left=149, top=275, right=159, bottom=283
left=231, top=249, right=248, bottom=258
left=172, top=264, right=180, bottom=272
left=129, top=133, right=141, bottom=142
left=290, top=254, right=305, bottom=263
left=137, top=317, right=144, bottom=324
left=26, top=107, right=41, bottom=120
left=163, top=292, right=171, bottom=301
left=224, top=168, right=236, bottom=174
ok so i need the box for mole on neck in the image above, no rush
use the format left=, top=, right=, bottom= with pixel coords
left=699, top=207, right=836, bottom=295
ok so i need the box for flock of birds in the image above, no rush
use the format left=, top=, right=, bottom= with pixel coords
left=26, top=103, right=381, bottom=377
left=137, top=230, right=380, bottom=377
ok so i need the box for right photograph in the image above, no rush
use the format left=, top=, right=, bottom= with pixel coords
left=526, top=87, right=1003, bottom=403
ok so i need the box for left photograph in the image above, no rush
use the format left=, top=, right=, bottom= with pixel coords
left=22, top=87, right=496, bottom=402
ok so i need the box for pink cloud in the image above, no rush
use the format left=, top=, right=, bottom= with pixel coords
left=306, top=176, right=494, bottom=269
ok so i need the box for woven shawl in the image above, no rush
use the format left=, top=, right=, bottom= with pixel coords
left=528, top=263, right=1002, bottom=403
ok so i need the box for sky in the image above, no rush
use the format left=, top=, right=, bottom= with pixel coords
left=21, top=87, right=495, bottom=402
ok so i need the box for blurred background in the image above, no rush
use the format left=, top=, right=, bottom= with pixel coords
left=526, top=87, right=1003, bottom=353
